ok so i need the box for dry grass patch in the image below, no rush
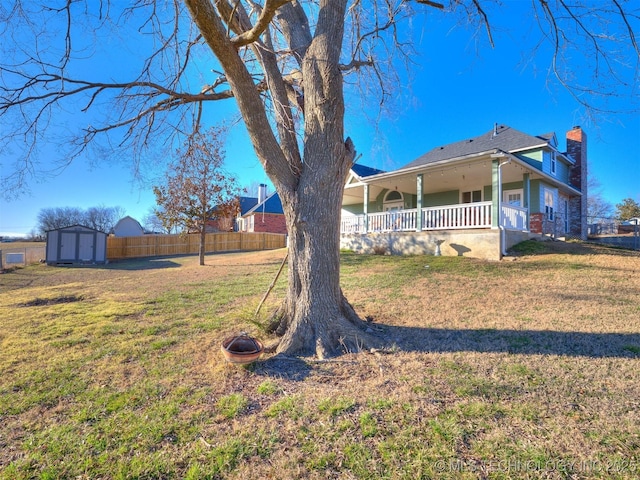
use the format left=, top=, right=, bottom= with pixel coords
left=1, top=243, right=639, bottom=479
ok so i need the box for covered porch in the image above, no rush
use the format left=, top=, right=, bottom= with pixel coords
left=341, top=151, right=532, bottom=237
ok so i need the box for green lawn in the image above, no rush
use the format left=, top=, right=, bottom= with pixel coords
left=1, top=244, right=639, bottom=479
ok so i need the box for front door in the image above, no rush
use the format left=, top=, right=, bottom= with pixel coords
left=384, top=202, right=404, bottom=212
left=503, top=189, right=523, bottom=206
left=383, top=190, right=404, bottom=212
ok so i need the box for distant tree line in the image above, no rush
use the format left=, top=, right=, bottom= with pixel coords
left=587, top=177, right=640, bottom=224
left=614, top=198, right=640, bottom=222
left=37, top=206, right=125, bottom=235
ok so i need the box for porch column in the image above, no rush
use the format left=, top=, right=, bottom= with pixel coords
left=416, top=174, right=423, bottom=231
left=523, top=173, right=530, bottom=230
left=492, top=159, right=500, bottom=228
left=363, top=184, right=369, bottom=233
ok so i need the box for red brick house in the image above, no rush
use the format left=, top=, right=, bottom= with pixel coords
left=236, top=185, right=287, bottom=235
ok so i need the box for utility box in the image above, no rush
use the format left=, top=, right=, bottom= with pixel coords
left=6, top=253, right=25, bottom=264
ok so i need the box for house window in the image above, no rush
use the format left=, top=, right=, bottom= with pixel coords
left=462, top=190, right=482, bottom=203
left=544, top=189, right=555, bottom=221
left=544, top=150, right=557, bottom=175
left=503, top=189, right=523, bottom=207
left=383, top=190, right=404, bottom=211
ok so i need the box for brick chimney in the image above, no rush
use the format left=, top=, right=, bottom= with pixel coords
left=566, top=126, right=588, bottom=240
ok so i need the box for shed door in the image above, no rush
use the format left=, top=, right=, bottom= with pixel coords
left=60, top=232, right=77, bottom=260
left=78, top=233, right=95, bottom=261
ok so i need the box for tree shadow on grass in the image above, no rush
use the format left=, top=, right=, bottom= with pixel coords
left=381, top=325, right=640, bottom=359
left=253, top=355, right=313, bottom=381
left=246, top=326, right=639, bottom=381
left=103, top=258, right=183, bottom=270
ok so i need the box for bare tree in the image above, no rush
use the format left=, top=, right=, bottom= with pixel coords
left=243, top=181, right=264, bottom=199
left=586, top=177, right=614, bottom=225
left=36, top=205, right=124, bottom=234
left=1, top=1, right=638, bottom=356
left=143, top=207, right=170, bottom=234
left=153, top=126, right=241, bottom=265
left=37, top=207, right=85, bottom=234
left=86, top=205, right=126, bottom=233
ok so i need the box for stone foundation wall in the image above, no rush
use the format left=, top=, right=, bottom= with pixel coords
left=341, top=230, right=502, bottom=261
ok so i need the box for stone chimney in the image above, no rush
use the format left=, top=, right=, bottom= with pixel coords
left=566, top=126, right=588, bottom=240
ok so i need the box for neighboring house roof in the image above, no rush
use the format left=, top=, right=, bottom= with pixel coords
left=238, top=196, right=259, bottom=215
left=402, top=125, right=553, bottom=169
left=113, top=216, right=145, bottom=236
left=243, top=192, right=284, bottom=216
left=351, top=164, right=386, bottom=178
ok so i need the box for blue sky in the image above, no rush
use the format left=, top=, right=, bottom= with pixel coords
left=1, top=2, right=638, bottom=237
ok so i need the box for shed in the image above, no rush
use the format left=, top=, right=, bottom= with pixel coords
left=46, top=225, right=108, bottom=265
left=113, top=216, right=145, bottom=237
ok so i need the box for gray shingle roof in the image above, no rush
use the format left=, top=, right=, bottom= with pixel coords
left=402, top=125, right=552, bottom=169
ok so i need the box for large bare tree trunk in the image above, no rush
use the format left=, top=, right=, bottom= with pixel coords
left=184, top=0, right=383, bottom=358
left=274, top=147, right=380, bottom=357
left=271, top=2, right=382, bottom=357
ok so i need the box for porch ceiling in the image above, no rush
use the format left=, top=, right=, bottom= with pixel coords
left=344, top=157, right=542, bottom=205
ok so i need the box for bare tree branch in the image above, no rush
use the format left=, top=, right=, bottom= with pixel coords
left=184, top=0, right=297, bottom=191
left=230, top=0, right=292, bottom=48
left=470, top=0, right=494, bottom=47
left=417, top=0, right=444, bottom=7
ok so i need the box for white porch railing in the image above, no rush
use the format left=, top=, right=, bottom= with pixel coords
left=422, top=202, right=492, bottom=230
left=340, top=215, right=366, bottom=233
left=501, top=204, right=528, bottom=231
left=369, top=209, right=418, bottom=232
left=341, top=201, right=528, bottom=234
left=341, top=202, right=492, bottom=233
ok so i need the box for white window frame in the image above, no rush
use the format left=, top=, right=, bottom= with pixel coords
left=461, top=189, right=482, bottom=203
left=544, top=188, right=555, bottom=221
left=544, top=150, right=557, bottom=176
left=383, top=190, right=404, bottom=211
left=503, top=189, right=524, bottom=207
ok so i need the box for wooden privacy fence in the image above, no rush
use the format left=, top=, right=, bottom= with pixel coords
left=106, top=232, right=286, bottom=260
